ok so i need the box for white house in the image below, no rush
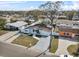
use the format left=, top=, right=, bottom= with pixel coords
left=20, top=27, right=50, bottom=37
left=20, top=26, right=59, bottom=37
left=4, top=21, right=28, bottom=30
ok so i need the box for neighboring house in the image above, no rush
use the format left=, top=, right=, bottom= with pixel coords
left=72, top=14, right=79, bottom=21
left=25, top=15, right=35, bottom=23
left=59, top=31, right=75, bottom=38
left=57, top=21, right=79, bottom=37
left=57, top=15, right=67, bottom=19
left=57, top=21, right=79, bottom=29
left=4, top=21, right=28, bottom=31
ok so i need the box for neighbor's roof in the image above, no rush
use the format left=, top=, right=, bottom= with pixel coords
left=6, top=21, right=28, bottom=27
left=56, top=20, right=79, bottom=24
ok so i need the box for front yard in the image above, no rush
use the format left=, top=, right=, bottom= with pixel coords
left=0, top=30, right=8, bottom=36
left=49, top=36, right=59, bottom=53
left=67, top=44, right=79, bottom=56
left=12, top=35, right=38, bottom=48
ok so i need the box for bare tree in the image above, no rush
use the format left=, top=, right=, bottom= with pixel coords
left=39, top=1, right=63, bottom=23
left=39, top=1, right=63, bottom=50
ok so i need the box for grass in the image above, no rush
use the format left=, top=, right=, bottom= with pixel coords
left=12, top=35, right=38, bottom=48
left=49, top=36, right=59, bottom=53
left=67, top=44, right=78, bottom=56
left=0, top=29, right=8, bottom=36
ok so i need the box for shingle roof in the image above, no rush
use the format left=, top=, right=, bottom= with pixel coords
left=6, top=21, right=28, bottom=28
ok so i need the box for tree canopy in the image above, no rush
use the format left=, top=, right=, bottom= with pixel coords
left=0, top=18, right=6, bottom=29
left=39, top=1, right=64, bottom=23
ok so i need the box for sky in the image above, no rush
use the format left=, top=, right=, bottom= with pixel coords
left=0, top=1, right=79, bottom=11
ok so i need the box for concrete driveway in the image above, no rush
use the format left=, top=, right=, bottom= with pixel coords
left=55, top=37, right=79, bottom=56
left=6, top=33, right=20, bottom=43
left=0, top=31, right=19, bottom=41
left=29, top=36, right=51, bottom=56
left=31, top=36, right=50, bottom=51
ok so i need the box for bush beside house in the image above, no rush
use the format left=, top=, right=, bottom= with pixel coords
left=0, top=18, right=6, bottom=30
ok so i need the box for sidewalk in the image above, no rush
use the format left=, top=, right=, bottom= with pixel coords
left=55, top=37, right=79, bottom=56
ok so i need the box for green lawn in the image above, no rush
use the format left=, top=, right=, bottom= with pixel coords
left=49, top=36, right=59, bottom=53
left=67, top=44, right=78, bottom=56
left=0, top=30, right=8, bottom=36
left=12, top=35, right=38, bottom=48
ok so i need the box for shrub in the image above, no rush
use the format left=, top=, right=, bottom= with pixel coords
left=0, top=18, right=6, bottom=29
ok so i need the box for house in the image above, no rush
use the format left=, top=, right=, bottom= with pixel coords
left=25, top=15, right=35, bottom=24
left=57, top=21, right=79, bottom=37
left=20, top=27, right=50, bottom=37
left=59, top=31, right=75, bottom=37
left=4, top=21, right=28, bottom=31
left=72, top=13, right=79, bottom=21
left=57, top=15, right=67, bottom=19
left=20, top=23, right=51, bottom=37
left=20, top=27, right=59, bottom=37
left=20, top=23, right=59, bottom=37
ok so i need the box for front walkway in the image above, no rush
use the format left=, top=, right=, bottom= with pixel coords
left=55, top=37, right=79, bottom=56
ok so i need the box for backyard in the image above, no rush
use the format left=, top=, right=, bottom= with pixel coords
left=49, top=36, right=59, bottom=53
left=12, top=34, right=38, bottom=48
